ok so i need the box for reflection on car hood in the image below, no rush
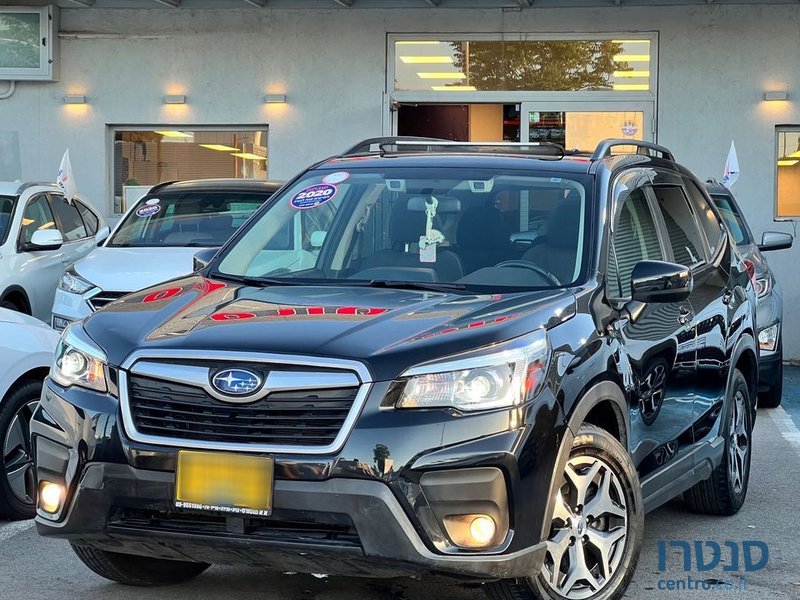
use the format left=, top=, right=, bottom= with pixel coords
left=74, top=247, right=211, bottom=293
left=83, top=275, right=577, bottom=380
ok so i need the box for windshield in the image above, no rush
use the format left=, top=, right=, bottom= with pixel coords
left=213, top=166, right=592, bottom=292
left=108, top=191, right=270, bottom=248
left=710, top=193, right=751, bottom=245
left=0, top=196, right=13, bottom=244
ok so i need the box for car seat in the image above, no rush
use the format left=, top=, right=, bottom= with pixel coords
left=454, top=204, right=513, bottom=274
left=522, top=190, right=581, bottom=284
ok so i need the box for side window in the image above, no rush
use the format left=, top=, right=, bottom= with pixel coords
left=75, top=201, right=99, bottom=236
left=50, top=195, right=88, bottom=241
left=608, top=187, right=665, bottom=299
left=19, top=195, right=57, bottom=246
left=651, top=186, right=705, bottom=269
left=684, top=181, right=724, bottom=257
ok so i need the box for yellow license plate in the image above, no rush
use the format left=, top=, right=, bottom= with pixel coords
left=175, top=450, right=274, bottom=516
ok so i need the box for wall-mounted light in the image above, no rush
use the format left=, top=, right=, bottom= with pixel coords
left=764, top=91, right=788, bottom=102
left=164, top=94, right=186, bottom=104
left=63, top=95, right=86, bottom=104
left=264, top=94, right=287, bottom=104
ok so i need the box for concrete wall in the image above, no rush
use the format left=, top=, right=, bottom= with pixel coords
left=1, top=4, right=799, bottom=353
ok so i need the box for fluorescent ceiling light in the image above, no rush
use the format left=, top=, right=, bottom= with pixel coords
left=431, top=85, right=477, bottom=91
left=787, top=151, right=800, bottom=159
left=613, top=54, right=651, bottom=62
left=778, top=159, right=799, bottom=167
left=155, top=131, right=194, bottom=138
left=200, top=144, right=240, bottom=152
left=613, top=70, right=650, bottom=78
left=400, top=56, right=453, bottom=64
left=232, top=152, right=267, bottom=161
left=397, top=41, right=441, bottom=46
left=612, top=84, right=650, bottom=91
left=611, top=39, right=650, bottom=45
left=417, top=72, right=466, bottom=79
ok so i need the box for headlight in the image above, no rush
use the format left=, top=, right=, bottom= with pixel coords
left=59, top=267, right=95, bottom=294
left=395, top=330, right=549, bottom=411
left=758, top=324, right=779, bottom=353
left=755, top=276, right=771, bottom=298
left=51, top=324, right=108, bottom=392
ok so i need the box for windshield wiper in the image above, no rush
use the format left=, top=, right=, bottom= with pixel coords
left=364, top=280, right=467, bottom=293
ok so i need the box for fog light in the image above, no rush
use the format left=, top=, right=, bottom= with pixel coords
left=442, top=514, right=498, bottom=548
left=39, top=482, right=63, bottom=513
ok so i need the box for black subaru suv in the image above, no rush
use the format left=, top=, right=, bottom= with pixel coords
left=33, top=139, right=758, bottom=600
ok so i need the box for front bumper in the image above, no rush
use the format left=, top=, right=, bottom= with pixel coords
left=37, top=462, right=545, bottom=579
left=51, top=288, right=93, bottom=329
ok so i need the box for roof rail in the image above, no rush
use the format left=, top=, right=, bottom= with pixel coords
left=340, top=136, right=446, bottom=157
left=591, top=139, right=675, bottom=162
left=378, top=140, right=565, bottom=160
left=16, top=181, right=57, bottom=194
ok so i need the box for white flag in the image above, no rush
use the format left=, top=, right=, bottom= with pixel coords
left=57, top=149, right=78, bottom=204
left=722, top=140, right=739, bottom=188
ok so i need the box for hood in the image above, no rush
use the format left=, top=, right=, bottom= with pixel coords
left=0, top=307, right=54, bottom=330
left=74, top=247, right=208, bottom=293
left=83, top=276, right=577, bottom=381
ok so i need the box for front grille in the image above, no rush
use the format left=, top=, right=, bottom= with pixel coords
left=89, top=290, right=127, bottom=310
left=128, top=375, right=358, bottom=447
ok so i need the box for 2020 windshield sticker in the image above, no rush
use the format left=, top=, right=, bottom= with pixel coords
left=290, top=184, right=337, bottom=209
left=322, top=171, right=350, bottom=185
left=136, top=203, right=161, bottom=218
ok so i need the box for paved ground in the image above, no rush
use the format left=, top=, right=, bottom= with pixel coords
left=3, top=373, right=800, bottom=599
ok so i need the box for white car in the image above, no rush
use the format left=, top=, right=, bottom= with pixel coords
left=0, top=307, right=59, bottom=520
left=52, top=179, right=282, bottom=329
left=0, top=182, right=108, bottom=322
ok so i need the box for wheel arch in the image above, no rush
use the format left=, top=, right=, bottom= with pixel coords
left=0, top=285, right=32, bottom=314
left=730, top=332, right=758, bottom=409
left=0, top=366, right=49, bottom=405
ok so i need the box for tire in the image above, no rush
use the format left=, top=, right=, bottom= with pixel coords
left=485, top=425, right=644, bottom=600
left=0, top=299, right=20, bottom=312
left=758, top=343, right=783, bottom=409
left=684, top=369, right=752, bottom=516
left=0, top=380, right=41, bottom=520
left=70, top=544, right=210, bottom=586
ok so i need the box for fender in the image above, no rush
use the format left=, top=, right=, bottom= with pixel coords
left=0, top=284, right=31, bottom=313
left=728, top=332, right=758, bottom=410
left=539, top=380, right=629, bottom=540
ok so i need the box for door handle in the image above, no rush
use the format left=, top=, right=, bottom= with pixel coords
left=678, top=306, right=693, bottom=325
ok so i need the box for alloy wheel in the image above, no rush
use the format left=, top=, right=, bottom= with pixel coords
left=2, top=400, right=38, bottom=506
left=728, top=389, right=749, bottom=495
left=542, top=456, right=629, bottom=599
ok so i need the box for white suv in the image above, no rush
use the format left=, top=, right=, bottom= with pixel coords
left=0, top=182, right=108, bottom=322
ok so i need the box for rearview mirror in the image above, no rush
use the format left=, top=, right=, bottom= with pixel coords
left=630, top=260, right=693, bottom=304
left=193, top=248, right=218, bottom=271
left=758, top=231, right=793, bottom=252
left=309, top=230, right=327, bottom=248
left=27, top=229, right=64, bottom=251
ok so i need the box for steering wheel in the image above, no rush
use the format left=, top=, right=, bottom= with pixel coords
left=494, top=260, right=561, bottom=286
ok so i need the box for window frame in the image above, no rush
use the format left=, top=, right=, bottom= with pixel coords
left=647, top=183, right=712, bottom=271
left=47, top=193, right=91, bottom=243
left=74, top=199, right=100, bottom=237
left=775, top=125, right=800, bottom=221
left=16, top=192, right=57, bottom=252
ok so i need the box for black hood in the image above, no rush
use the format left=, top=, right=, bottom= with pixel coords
left=83, top=276, right=577, bottom=381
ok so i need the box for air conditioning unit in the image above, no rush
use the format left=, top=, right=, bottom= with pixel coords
left=0, top=6, right=59, bottom=82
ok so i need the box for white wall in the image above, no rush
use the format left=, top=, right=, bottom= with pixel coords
left=1, top=4, right=799, bottom=353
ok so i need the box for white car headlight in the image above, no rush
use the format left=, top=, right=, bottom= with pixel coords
left=59, top=268, right=96, bottom=295
left=758, top=324, right=779, bottom=353
left=395, top=330, right=549, bottom=412
left=51, top=324, right=108, bottom=392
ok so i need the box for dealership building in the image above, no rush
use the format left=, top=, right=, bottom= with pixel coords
left=2, top=0, right=800, bottom=353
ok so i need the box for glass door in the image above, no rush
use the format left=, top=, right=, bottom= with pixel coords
left=520, top=102, right=654, bottom=152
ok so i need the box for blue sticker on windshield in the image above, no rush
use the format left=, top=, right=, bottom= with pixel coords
left=136, top=204, right=161, bottom=218
left=290, top=184, right=337, bottom=210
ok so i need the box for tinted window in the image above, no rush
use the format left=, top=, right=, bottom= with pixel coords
left=684, top=181, right=724, bottom=255
left=608, top=188, right=664, bottom=299
left=50, top=195, right=88, bottom=241
left=710, top=193, right=751, bottom=245
left=0, top=195, right=13, bottom=243
left=75, top=201, right=99, bottom=236
left=19, top=195, right=57, bottom=245
left=652, top=186, right=705, bottom=268
left=108, top=192, right=269, bottom=248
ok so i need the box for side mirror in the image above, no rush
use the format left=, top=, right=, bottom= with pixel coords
left=95, top=225, right=110, bottom=246
left=758, top=231, right=793, bottom=252
left=193, top=248, right=218, bottom=271
left=630, top=260, right=693, bottom=304
left=309, top=230, right=327, bottom=248
left=28, top=229, right=64, bottom=251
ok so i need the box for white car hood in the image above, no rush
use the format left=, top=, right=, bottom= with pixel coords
left=0, top=307, right=54, bottom=330
left=73, top=246, right=210, bottom=293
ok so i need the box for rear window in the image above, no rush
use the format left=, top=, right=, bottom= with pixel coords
left=108, top=191, right=271, bottom=248
left=710, top=193, right=751, bottom=245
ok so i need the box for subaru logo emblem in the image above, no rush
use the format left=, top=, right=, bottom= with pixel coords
left=211, top=368, right=263, bottom=397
